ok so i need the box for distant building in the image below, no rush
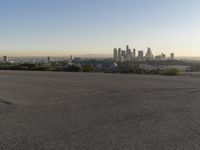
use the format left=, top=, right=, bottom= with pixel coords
left=138, top=51, right=144, bottom=61
left=70, top=55, right=73, bottom=62
left=118, top=48, right=122, bottom=61
left=73, top=57, right=82, bottom=61
left=132, top=48, right=136, bottom=60
left=146, top=47, right=153, bottom=60
left=3, top=56, right=8, bottom=63
left=113, top=48, right=118, bottom=60
left=47, top=57, right=51, bottom=63
left=121, top=50, right=126, bottom=61
left=155, top=53, right=166, bottom=60
left=126, top=45, right=129, bottom=51
left=110, top=62, right=118, bottom=68
left=126, top=45, right=130, bottom=56
left=126, top=45, right=132, bottom=61
left=162, top=53, right=166, bottom=60
left=113, top=45, right=175, bottom=62
left=170, top=53, right=175, bottom=60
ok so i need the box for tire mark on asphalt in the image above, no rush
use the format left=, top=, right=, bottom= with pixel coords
left=188, top=127, right=200, bottom=137
left=0, top=99, right=11, bottom=105
left=189, top=90, right=200, bottom=94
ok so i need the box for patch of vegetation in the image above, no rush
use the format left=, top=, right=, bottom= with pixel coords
left=117, top=62, right=181, bottom=76
left=82, top=64, right=95, bottom=72
left=0, top=62, right=181, bottom=76
left=65, top=65, right=82, bottom=72
left=160, top=68, right=181, bottom=76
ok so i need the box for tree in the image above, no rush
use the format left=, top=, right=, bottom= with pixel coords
left=83, top=64, right=95, bottom=72
left=161, top=68, right=181, bottom=76
left=65, top=65, right=82, bottom=72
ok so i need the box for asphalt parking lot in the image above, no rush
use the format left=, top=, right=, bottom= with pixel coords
left=0, top=71, right=200, bottom=150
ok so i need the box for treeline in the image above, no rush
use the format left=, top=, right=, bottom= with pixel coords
left=0, top=63, right=95, bottom=72
left=0, top=62, right=181, bottom=76
left=117, top=61, right=181, bottom=76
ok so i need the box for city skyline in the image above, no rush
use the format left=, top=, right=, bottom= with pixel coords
left=113, top=45, right=174, bottom=62
left=1, top=0, right=200, bottom=56
left=0, top=45, right=176, bottom=58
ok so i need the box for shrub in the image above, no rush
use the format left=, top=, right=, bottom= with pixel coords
left=161, top=68, right=181, bottom=76
left=83, top=64, right=95, bottom=72
left=34, top=65, right=54, bottom=71
left=65, top=65, right=82, bottom=72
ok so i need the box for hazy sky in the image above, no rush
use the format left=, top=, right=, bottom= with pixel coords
left=0, top=0, right=200, bottom=56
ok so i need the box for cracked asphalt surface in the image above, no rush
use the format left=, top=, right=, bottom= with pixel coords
left=1, top=71, right=200, bottom=150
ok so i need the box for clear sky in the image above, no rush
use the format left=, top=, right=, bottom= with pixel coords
left=0, top=0, right=200, bottom=56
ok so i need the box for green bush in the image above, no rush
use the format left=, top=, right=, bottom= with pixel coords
left=34, top=65, right=54, bottom=71
left=161, top=68, right=181, bottom=76
left=65, top=65, right=82, bottom=72
left=83, top=64, right=95, bottom=72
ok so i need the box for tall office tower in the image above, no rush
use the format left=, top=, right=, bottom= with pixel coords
left=170, top=53, right=175, bottom=60
left=70, top=55, right=73, bottom=62
left=126, top=45, right=129, bottom=51
left=126, top=49, right=132, bottom=61
left=121, top=50, right=126, bottom=62
left=121, top=50, right=126, bottom=58
left=132, top=48, right=136, bottom=59
left=113, top=48, right=118, bottom=60
left=118, top=48, right=122, bottom=61
left=126, top=45, right=131, bottom=53
left=162, top=53, right=166, bottom=59
left=138, top=51, right=144, bottom=61
left=47, top=57, right=51, bottom=63
left=126, top=45, right=132, bottom=61
left=146, top=47, right=153, bottom=60
left=3, top=56, right=8, bottom=63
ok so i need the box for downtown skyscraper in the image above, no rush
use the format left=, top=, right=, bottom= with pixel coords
left=113, top=45, right=175, bottom=61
